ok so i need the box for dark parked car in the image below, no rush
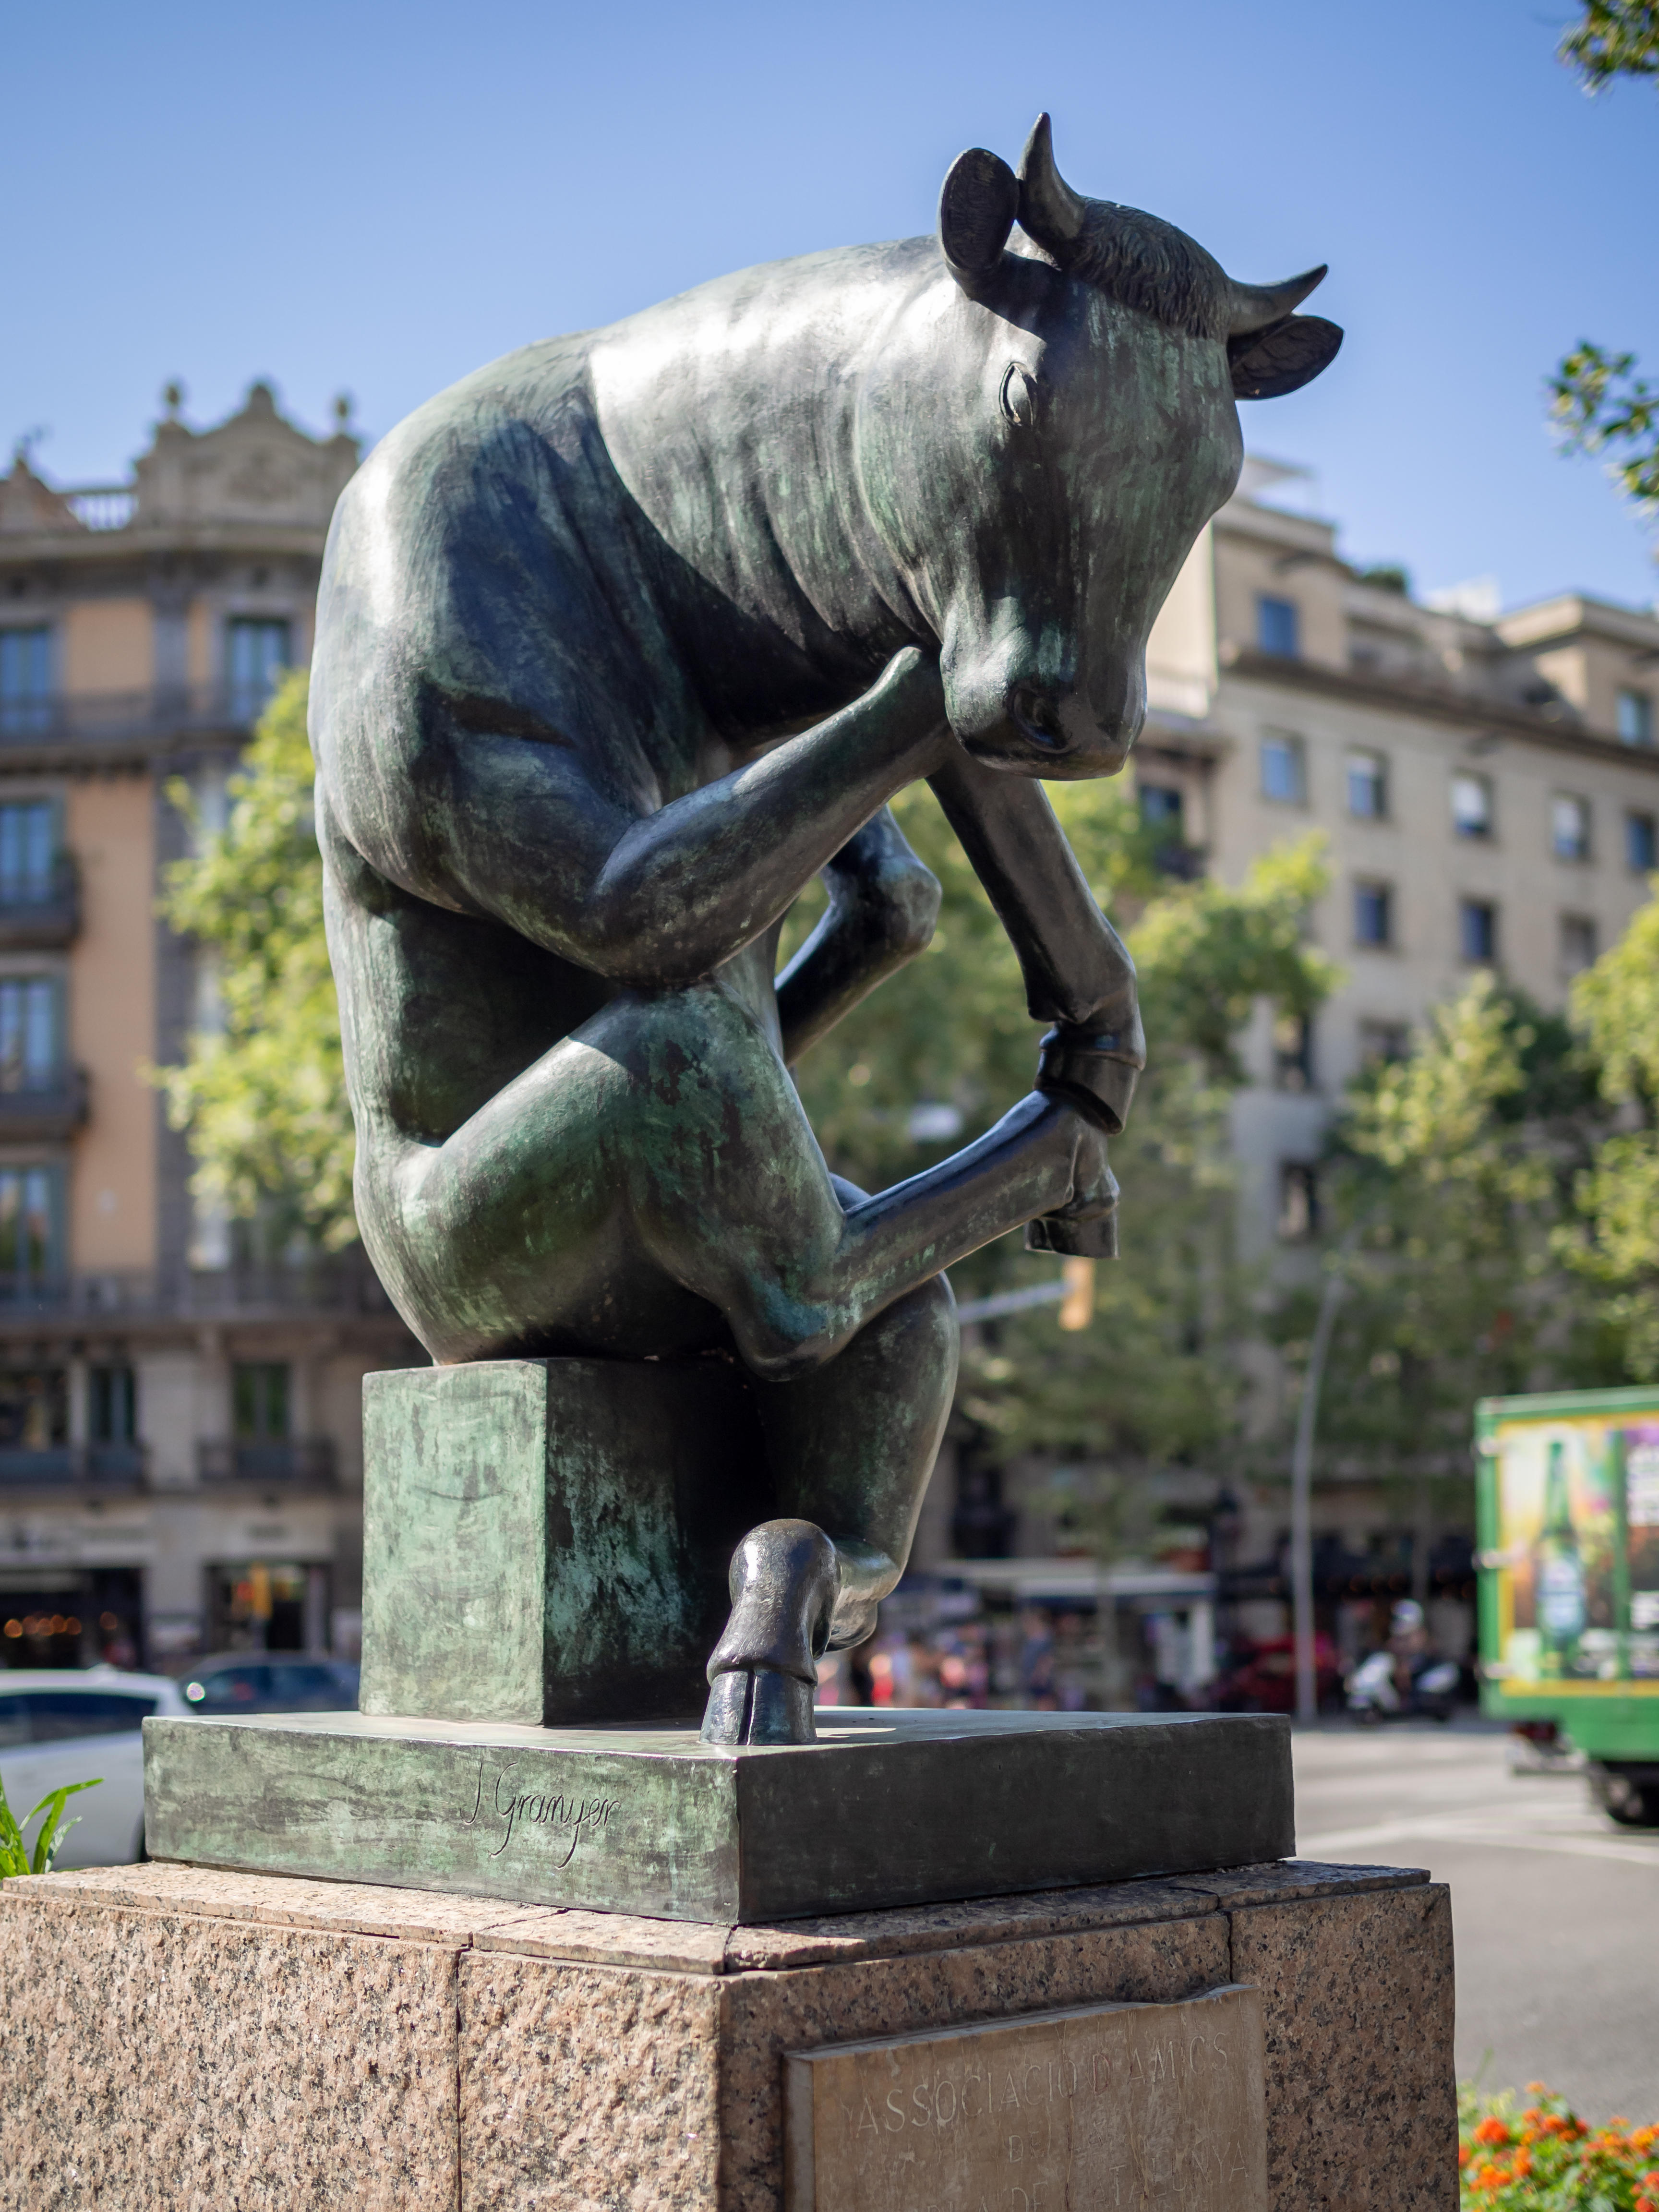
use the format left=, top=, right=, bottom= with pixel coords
left=1211, top=1634, right=1344, bottom=1715
left=178, top=1654, right=360, bottom=1715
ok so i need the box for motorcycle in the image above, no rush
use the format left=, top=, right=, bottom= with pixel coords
left=1346, top=1647, right=1462, bottom=1724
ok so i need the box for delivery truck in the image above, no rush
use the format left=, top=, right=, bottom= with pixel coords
left=1476, top=1384, right=1659, bottom=1826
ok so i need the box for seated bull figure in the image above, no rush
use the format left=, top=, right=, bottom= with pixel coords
left=311, top=115, right=1340, bottom=1746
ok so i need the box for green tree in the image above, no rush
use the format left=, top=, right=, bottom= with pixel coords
left=786, top=789, right=1335, bottom=1516
left=1569, top=889, right=1659, bottom=1373
left=1294, top=974, right=1612, bottom=1502
left=156, top=670, right=356, bottom=1251
left=1551, top=5, right=1659, bottom=537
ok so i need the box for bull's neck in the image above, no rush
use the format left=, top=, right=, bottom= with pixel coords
left=589, top=241, right=934, bottom=736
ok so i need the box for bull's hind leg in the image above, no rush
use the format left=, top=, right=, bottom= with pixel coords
left=375, top=974, right=1106, bottom=1741
left=701, top=1264, right=957, bottom=1744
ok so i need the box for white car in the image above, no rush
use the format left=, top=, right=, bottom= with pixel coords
left=0, top=1669, right=190, bottom=1869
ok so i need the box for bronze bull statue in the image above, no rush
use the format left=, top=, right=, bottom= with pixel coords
left=311, top=115, right=1340, bottom=1743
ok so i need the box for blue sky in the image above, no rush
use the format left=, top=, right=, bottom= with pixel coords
left=6, top=1, right=1656, bottom=613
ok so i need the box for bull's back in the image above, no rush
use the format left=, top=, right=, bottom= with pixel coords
left=311, top=334, right=705, bottom=1153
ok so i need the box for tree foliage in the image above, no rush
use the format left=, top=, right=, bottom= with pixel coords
left=1305, top=975, right=1611, bottom=1489
left=1568, top=890, right=1659, bottom=1373
left=1551, top=4, right=1659, bottom=537
left=155, top=670, right=356, bottom=1250
left=1560, top=0, right=1659, bottom=87
left=788, top=787, right=1336, bottom=1480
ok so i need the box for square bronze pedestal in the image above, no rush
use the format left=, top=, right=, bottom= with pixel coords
left=144, top=1705, right=1293, bottom=1923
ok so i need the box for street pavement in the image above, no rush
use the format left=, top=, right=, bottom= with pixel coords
left=1291, top=1722, right=1659, bottom=2123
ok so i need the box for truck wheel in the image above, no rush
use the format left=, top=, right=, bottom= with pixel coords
left=1588, top=1763, right=1659, bottom=1828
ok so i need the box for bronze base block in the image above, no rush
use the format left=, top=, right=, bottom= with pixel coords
left=142, top=1705, right=1293, bottom=1924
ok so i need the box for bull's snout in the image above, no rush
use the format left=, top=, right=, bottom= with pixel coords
left=974, top=675, right=1144, bottom=778
left=940, top=611, right=1147, bottom=779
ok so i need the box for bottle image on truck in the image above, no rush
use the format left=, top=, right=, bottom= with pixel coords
left=1535, top=1438, right=1587, bottom=1675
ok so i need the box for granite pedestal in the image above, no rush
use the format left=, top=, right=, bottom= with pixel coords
left=0, top=1854, right=1456, bottom=2210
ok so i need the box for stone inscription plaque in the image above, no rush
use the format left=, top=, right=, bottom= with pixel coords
left=783, top=1984, right=1266, bottom=2212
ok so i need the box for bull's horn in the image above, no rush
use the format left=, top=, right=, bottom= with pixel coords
left=1225, top=267, right=1328, bottom=336
left=1017, top=112, right=1087, bottom=252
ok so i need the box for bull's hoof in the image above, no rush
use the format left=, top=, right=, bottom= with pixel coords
left=700, top=1518, right=839, bottom=1748
left=700, top=1666, right=817, bottom=1745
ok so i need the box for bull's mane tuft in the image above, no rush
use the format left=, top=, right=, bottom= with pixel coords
left=1041, top=203, right=1230, bottom=344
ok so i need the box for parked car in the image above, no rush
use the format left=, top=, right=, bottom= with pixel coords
left=0, top=1669, right=189, bottom=1868
left=178, top=1653, right=360, bottom=1715
left=1211, top=1634, right=1345, bottom=1715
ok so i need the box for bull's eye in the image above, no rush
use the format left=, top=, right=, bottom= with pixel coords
left=999, top=362, right=1040, bottom=430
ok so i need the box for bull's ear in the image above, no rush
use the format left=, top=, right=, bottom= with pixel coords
left=1228, top=314, right=1343, bottom=401
left=939, top=148, right=1018, bottom=289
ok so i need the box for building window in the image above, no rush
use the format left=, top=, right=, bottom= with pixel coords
left=1260, top=730, right=1306, bottom=805
left=1460, top=898, right=1498, bottom=964
left=1346, top=750, right=1388, bottom=819
left=226, top=618, right=291, bottom=721
left=1272, top=1013, right=1314, bottom=1093
left=1257, top=596, right=1300, bottom=659
left=1359, top=1019, right=1410, bottom=1064
left=1551, top=793, right=1591, bottom=862
left=0, top=979, right=58, bottom=1093
left=233, top=1362, right=290, bottom=1443
left=1353, top=880, right=1393, bottom=948
left=1560, top=914, right=1598, bottom=975
left=0, top=802, right=57, bottom=907
left=1277, top=1162, right=1319, bottom=1243
left=1451, top=772, right=1493, bottom=840
left=0, top=1369, right=67, bottom=1449
left=0, top=629, right=51, bottom=736
left=89, top=1366, right=136, bottom=1444
left=1617, top=688, right=1654, bottom=747
left=1628, top=810, right=1657, bottom=872
left=0, top=1167, right=60, bottom=1289
left=1139, top=784, right=1183, bottom=831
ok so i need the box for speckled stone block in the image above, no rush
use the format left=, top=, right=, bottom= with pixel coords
left=1, top=1888, right=462, bottom=2210
left=1231, top=1881, right=1458, bottom=2212
left=0, top=1857, right=1456, bottom=2211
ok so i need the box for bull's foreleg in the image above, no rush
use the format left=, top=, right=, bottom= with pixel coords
left=928, top=751, right=1145, bottom=1257
left=774, top=807, right=941, bottom=1064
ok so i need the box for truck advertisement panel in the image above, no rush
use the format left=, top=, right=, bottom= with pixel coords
left=1479, top=1392, right=1659, bottom=1703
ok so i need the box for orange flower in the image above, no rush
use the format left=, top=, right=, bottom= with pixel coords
left=1526, top=2081, right=1549, bottom=2093
left=1474, top=2116, right=1510, bottom=2146
left=1458, top=2144, right=1472, bottom=2168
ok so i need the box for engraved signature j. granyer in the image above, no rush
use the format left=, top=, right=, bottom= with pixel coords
left=460, top=1760, right=620, bottom=1863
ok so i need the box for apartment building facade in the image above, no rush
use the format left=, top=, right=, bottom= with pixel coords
left=1143, top=459, right=1659, bottom=1245
left=0, top=387, right=416, bottom=1673
left=1130, top=459, right=1659, bottom=1651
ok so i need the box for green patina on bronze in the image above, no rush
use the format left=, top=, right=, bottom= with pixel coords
left=361, top=1360, right=771, bottom=1726
left=143, top=1707, right=1294, bottom=1924
left=306, top=115, right=1341, bottom=1737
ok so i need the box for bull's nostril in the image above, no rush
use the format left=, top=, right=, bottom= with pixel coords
left=1010, top=686, right=1068, bottom=751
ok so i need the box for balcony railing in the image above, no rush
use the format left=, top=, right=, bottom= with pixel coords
left=0, top=1069, right=90, bottom=1142
left=0, top=1443, right=144, bottom=1489
left=62, top=489, right=137, bottom=532
left=197, top=1438, right=337, bottom=1488
left=0, top=683, right=267, bottom=750
left=0, top=1264, right=397, bottom=1324
left=0, top=856, right=81, bottom=949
